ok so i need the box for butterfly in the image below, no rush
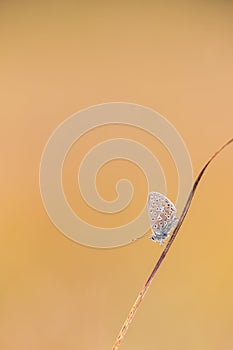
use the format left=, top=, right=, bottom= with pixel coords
left=148, top=192, right=179, bottom=244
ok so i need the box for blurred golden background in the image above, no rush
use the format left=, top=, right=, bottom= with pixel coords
left=1, top=1, right=233, bottom=349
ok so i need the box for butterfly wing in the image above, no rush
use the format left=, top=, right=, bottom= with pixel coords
left=148, top=192, right=179, bottom=243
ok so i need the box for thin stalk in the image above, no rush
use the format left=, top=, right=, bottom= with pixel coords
left=112, top=138, right=233, bottom=350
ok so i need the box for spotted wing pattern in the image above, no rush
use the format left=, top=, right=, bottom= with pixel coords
left=148, top=192, right=179, bottom=244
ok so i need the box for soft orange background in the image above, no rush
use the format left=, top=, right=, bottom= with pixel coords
left=1, top=1, right=233, bottom=349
